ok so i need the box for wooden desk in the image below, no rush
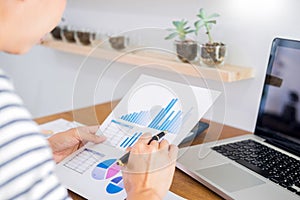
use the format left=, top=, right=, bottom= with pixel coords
left=35, top=101, right=251, bottom=200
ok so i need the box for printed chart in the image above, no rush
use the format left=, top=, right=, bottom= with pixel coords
left=101, top=119, right=144, bottom=150
left=106, top=176, right=124, bottom=194
left=55, top=75, right=220, bottom=200
left=98, top=75, right=220, bottom=149
left=119, top=132, right=143, bottom=149
left=91, top=159, right=121, bottom=180
left=120, top=98, right=192, bottom=133
left=64, top=148, right=105, bottom=174
left=91, top=159, right=124, bottom=195
left=101, top=98, right=192, bottom=150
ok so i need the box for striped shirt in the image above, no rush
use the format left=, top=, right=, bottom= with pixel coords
left=0, top=69, right=70, bottom=200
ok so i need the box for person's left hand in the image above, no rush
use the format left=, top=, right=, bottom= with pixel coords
left=47, top=126, right=106, bottom=163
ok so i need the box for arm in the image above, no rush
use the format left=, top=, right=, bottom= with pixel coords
left=122, top=133, right=178, bottom=200
left=47, top=125, right=106, bottom=163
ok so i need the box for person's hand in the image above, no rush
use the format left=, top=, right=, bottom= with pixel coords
left=47, top=126, right=106, bottom=163
left=122, top=133, right=178, bottom=200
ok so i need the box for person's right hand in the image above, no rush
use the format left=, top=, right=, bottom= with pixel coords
left=122, top=133, right=178, bottom=200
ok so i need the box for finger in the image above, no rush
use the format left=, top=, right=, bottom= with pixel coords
left=136, top=132, right=152, bottom=145
left=168, top=144, right=179, bottom=161
left=131, top=141, right=147, bottom=154
left=148, top=140, right=159, bottom=152
left=158, top=139, right=169, bottom=150
left=76, top=129, right=106, bottom=143
left=85, top=125, right=100, bottom=134
left=125, top=146, right=132, bottom=152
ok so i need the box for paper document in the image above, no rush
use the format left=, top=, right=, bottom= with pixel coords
left=39, top=118, right=83, bottom=137
left=40, top=118, right=185, bottom=199
left=54, top=75, right=220, bottom=200
left=99, top=75, right=220, bottom=146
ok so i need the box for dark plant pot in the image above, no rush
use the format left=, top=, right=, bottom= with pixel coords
left=50, top=26, right=62, bottom=40
left=200, top=42, right=226, bottom=66
left=109, top=36, right=128, bottom=50
left=62, top=28, right=76, bottom=43
left=76, top=31, right=91, bottom=45
left=175, top=40, right=198, bottom=63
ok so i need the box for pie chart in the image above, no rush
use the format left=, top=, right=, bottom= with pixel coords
left=91, top=159, right=121, bottom=180
left=91, top=158, right=125, bottom=194
left=106, top=176, right=124, bottom=194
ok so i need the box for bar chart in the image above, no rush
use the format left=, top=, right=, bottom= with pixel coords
left=97, top=75, right=220, bottom=150
left=120, top=98, right=191, bottom=133
left=119, top=132, right=143, bottom=149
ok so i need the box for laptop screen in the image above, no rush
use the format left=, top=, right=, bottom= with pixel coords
left=256, top=38, right=300, bottom=155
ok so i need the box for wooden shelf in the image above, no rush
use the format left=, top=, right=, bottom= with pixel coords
left=41, top=39, right=255, bottom=82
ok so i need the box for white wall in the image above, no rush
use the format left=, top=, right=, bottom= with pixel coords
left=1, top=0, right=300, bottom=132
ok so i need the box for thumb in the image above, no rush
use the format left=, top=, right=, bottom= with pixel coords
left=86, top=125, right=101, bottom=134
left=76, top=126, right=106, bottom=143
left=81, top=133, right=106, bottom=143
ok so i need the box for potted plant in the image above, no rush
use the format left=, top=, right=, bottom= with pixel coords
left=50, top=26, right=62, bottom=40
left=62, top=26, right=76, bottom=43
left=76, top=31, right=92, bottom=46
left=195, top=8, right=226, bottom=66
left=165, top=19, right=198, bottom=63
left=108, top=35, right=129, bottom=50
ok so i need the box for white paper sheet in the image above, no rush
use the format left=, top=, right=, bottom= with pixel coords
left=39, top=118, right=83, bottom=137
left=40, top=118, right=186, bottom=199
left=54, top=75, right=220, bottom=200
left=99, top=75, right=220, bottom=148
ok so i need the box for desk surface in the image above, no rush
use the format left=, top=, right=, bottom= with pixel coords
left=35, top=101, right=251, bottom=200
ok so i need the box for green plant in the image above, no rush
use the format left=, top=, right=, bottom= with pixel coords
left=194, top=8, right=220, bottom=43
left=165, top=19, right=195, bottom=41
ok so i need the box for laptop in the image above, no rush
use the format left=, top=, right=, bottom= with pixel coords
left=176, top=38, right=300, bottom=200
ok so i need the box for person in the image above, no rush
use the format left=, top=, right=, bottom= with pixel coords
left=0, top=0, right=178, bottom=199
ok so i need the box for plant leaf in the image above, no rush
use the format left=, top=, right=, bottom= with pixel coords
left=199, top=8, right=206, bottom=19
left=206, top=20, right=217, bottom=25
left=194, top=20, right=204, bottom=28
left=182, top=20, right=188, bottom=26
left=186, top=30, right=195, bottom=34
left=164, top=32, right=178, bottom=40
left=207, top=13, right=220, bottom=19
left=184, top=26, right=191, bottom=30
left=172, top=21, right=178, bottom=27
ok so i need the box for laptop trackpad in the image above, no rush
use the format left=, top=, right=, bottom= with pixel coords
left=196, top=163, right=265, bottom=192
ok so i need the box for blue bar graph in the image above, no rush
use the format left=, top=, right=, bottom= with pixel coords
left=119, top=98, right=189, bottom=133
left=120, top=111, right=151, bottom=126
left=119, top=132, right=142, bottom=149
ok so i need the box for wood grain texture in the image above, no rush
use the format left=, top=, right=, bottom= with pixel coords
left=41, top=39, right=254, bottom=82
left=35, top=101, right=251, bottom=200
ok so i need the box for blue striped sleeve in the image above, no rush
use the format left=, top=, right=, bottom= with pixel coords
left=0, top=70, right=70, bottom=200
left=8, top=171, right=54, bottom=199
left=0, top=158, right=53, bottom=188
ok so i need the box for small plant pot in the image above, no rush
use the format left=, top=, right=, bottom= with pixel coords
left=76, top=31, right=91, bottom=45
left=50, top=26, right=62, bottom=40
left=200, top=42, right=226, bottom=66
left=174, top=40, right=198, bottom=63
left=109, top=36, right=128, bottom=50
left=62, top=27, right=76, bottom=43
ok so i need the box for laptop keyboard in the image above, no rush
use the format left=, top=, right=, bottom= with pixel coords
left=212, top=139, right=300, bottom=196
